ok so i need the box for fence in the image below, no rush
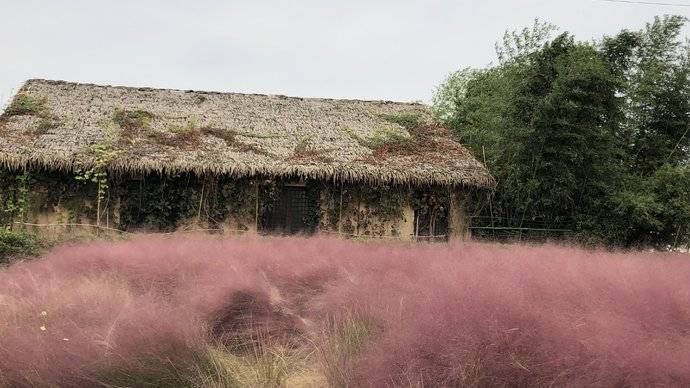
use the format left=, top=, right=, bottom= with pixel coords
left=469, top=216, right=575, bottom=243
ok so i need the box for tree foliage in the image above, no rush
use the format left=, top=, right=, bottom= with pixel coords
left=435, top=16, right=690, bottom=248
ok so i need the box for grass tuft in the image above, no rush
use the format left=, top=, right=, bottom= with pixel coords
left=316, top=313, right=382, bottom=387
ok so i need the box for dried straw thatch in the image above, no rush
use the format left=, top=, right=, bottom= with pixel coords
left=0, top=79, right=493, bottom=187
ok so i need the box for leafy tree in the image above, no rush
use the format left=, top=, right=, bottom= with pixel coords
left=495, top=19, right=559, bottom=65
left=603, top=15, right=690, bottom=173
left=435, top=16, right=690, bottom=248
left=602, top=16, right=690, bottom=247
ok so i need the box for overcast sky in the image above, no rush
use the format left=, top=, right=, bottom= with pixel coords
left=1, top=0, right=688, bottom=106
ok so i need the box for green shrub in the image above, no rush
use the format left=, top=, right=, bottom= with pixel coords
left=0, top=229, right=41, bottom=264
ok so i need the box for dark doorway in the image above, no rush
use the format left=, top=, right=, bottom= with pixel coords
left=262, top=185, right=309, bottom=235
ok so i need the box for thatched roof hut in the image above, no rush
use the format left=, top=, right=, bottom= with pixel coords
left=0, top=79, right=493, bottom=188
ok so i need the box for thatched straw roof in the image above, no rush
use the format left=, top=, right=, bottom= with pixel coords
left=0, top=79, right=493, bottom=187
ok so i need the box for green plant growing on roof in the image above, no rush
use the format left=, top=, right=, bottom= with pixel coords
left=378, top=112, right=424, bottom=130
left=2, top=94, right=49, bottom=117
left=294, top=136, right=321, bottom=156
left=368, top=127, right=412, bottom=148
left=166, top=116, right=198, bottom=135
left=1, top=94, right=62, bottom=135
left=345, top=126, right=412, bottom=149
left=112, top=108, right=153, bottom=130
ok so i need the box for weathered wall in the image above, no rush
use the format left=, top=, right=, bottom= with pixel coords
left=448, top=189, right=470, bottom=242
left=400, top=205, right=416, bottom=240
left=5, top=168, right=470, bottom=242
left=334, top=201, right=416, bottom=240
left=12, top=172, right=112, bottom=241
left=318, top=184, right=417, bottom=240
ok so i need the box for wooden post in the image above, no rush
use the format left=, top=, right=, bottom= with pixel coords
left=106, top=190, right=110, bottom=229
left=338, top=181, right=344, bottom=234
left=96, top=180, right=102, bottom=229
left=254, top=181, right=260, bottom=232
left=197, top=181, right=205, bottom=224
left=96, top=195, right=101, bottom=227
left=414, top=210, right=419, bottom=240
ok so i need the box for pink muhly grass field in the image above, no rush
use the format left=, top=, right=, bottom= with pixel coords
left=0, top=235, right=689, bottom=387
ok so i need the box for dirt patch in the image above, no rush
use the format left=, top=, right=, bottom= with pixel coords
left=199, top=127, right=236, bottom=145
left=111, top=109, right=278, bottom=157
left=365, top=124, right=466, bottom=162
left=145, top=129, right=201, bottom=148
left=200, top=127, right=273, bottom=156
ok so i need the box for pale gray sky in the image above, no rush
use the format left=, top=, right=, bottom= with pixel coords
left=1, top=0, right=688, bottom=106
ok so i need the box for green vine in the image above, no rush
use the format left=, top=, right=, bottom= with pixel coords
left=257, top=181, right=281, bottom=231
left=1, top=161, right=447, bottom=238
left=204, top=176, right=257, bottom=229
left=117, top=174, right=258, bottom=232
left=321, top=183, right=410, bottom=236
left=303, top=184, right=322, bottom=232
left=0, top=170, right=30, bottom=228
left=75, top=138, right=122, bottom=226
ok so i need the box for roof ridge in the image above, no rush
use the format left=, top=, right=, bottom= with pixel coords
left=24, top=79, right=428, bottom=107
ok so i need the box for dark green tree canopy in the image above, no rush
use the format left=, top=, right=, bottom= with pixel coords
left=435, top=16, right=690, bottom=248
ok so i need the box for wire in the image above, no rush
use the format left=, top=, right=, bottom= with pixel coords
left=598, top=0, right=690, bottom=6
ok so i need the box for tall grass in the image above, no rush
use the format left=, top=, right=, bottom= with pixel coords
left=0, top=235, right=689, bottom=387
left=316, top=313, right=382, bottom=387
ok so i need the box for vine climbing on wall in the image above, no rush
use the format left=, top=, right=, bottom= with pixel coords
left=0, top=170, right=30, bottom=229
left=319, top=183, right=410, bottom=237
left=74, top=138, right=122, bottom=226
